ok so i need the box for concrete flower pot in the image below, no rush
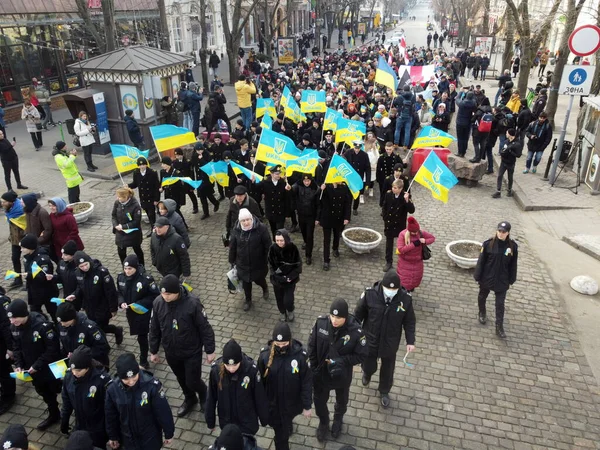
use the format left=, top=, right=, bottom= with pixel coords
left=68, top=202, right=94, bottom=224
left=445, top=240, right=481, bottom=269
left=342, top=227, right=383, bottom=254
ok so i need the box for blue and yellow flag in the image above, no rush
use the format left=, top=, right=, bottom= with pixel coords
left=285, top=150, right=319, bottom=176
left=200, top=161, right=230, bottom=187
left=161, top=177, right=202, bottom=189
left=324, top=154, right=364, bottom=199
left=300, top=90, right=326, bottom=113
left=49, top=359, right=68, bottom=379
left=375, top=56, right=399, bottom=95
left=256, top=128, right=302, bottom=166
left=411, top=126, right=457, bottom=149
left=51, top=297, right=65, bottom=305
left=281, top=86, right=292, bottom=110
left=150, top=124, right=197, bottom=152
left=31, top=262, right=43, bottom=278
left=260, top=113, right=273, bottom=130
left=413, top=151, right=458, bottom=203
left=284, top=96, right=307, bottom=124
left=110, top=145, right=150, bottom=173
left=4, top=270, right=20, bottom=280
left=230, top=161, right=263, bottom=183
left=129, top=303, right=149, bottom=314
left=10, top=372, right=33, bottom=382
left=323, top=108, right=341, bottom=131
left=334, top=117, right=366, bottom=145
left=256, top=98, right=277, bottom=119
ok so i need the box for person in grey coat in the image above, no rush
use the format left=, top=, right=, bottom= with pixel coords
left=111, top=187, right=144, bottom=266
left=157, top=198, right=191, bottom=248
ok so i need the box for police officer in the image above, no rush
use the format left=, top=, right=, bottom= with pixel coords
left=105, top=353, right=175, bottom=450
left=159, top=156, right=187, bottom=227
left=260, top=165, right=289, bottom=239
left=173, top=147, right=200, bottom=213
left=354, top=270, right=416, bottom=408
left=190, top=143, right=220, bottom=220
left=66, top=251, right=123, bottom=344
left=56, top=302, right=110, bottom=368
left=474, top=221, right=519, bottom=339
left=0, top=287, right=15, bottom=415
left=56, top=240, right=81, bottom=310
left=257, top=323, right=312, bottom=450
left=149, top=216, right=191, bottom=279
left=308, top=299, right=368, bottom=442
left=117, top=254, right=159, bottom=369
left=8, top=299, right=62, bottom=430
left=149, top=274, right=216, bottom=417
left=205, top=339, right=269, bottom=439
left=20, top=233, right=59, bottom=322
left=128, top=157, right=160, bottom=237
left=343, top=141, right=370, bottom=215
left=208, top=424, right=244, bottom=450
left=60, top=345, right=110, bottom=448
left=0, top=424, right=29, bottom=450
left=292, top=173, right=318, bottom=265
left=316, top=183, right=351, bottom=271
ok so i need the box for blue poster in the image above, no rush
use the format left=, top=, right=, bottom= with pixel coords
left=93, top=92, right=110, bottom=144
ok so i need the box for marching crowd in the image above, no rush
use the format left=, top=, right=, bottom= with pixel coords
left=0, top=15, right=526, bottom=450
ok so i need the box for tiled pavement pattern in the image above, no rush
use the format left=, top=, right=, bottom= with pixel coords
left=1, top=172, right=600, bottom=450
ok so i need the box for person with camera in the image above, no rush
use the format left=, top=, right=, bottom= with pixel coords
left=0, top=130, right=27, bottom=191
left=523, top=111, right=552, bottom=174
left=235, top=75, right=257, bottom=131
left=52, top=141, right=83, bottom=203
left=308, top=299, right=367, bottom=442
left=186, top=82, right=204, bottom=137
left=21, top=100, right=42, bottom=150
left=205, top=85, right=231, bottom=135
left=74, top=111, right=97, bottom=172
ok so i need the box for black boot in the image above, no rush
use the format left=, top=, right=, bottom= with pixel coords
left=331, top=415, right=343, bottom=438
left=177, top=396, right=198, bottom=417
left=37, top=407, right=60, bottom=430
left=316, top=421, right=329, bottom=442
left=496, top=323, right=506, bottom=338
left=115, top=326, right=124, bottom=345
left=478, top=311, right=487, bottom=324
left=0, top=396, right=15, bottom=415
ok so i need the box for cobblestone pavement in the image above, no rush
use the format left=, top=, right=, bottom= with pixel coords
left=1, top=170, right=600, bottom=450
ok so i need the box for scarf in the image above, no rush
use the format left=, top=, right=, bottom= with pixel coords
left=5, top=200, right=26, bottom=230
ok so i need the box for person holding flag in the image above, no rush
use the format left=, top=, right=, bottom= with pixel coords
left=8, top=298, right=62, bottom=430
left=190, top=143, right=221, bottom=220
left=343, top=141, right=370, bottom=215
left=20, top=233, right=59, bottom=322
left=128, top=157, right=160, bottom=237
left=316, top=183, right=352, bottom=271
left=1, top=190, right=25, bottom=289
left=159, top=156, right=188, bottom=229
left=111, top=187, right=144, bottom=267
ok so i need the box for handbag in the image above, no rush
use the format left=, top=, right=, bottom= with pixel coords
left=73, top=135, right=81, bottom=147
left=421, top=232, right=432, bottom=261
left=227, top=266, right=241, bottom=294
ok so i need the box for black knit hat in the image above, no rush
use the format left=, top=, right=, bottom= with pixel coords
left=161, top=156, right=172, bottom=165
left=55, top=140, right=67, bottom=150
left=20, top=233, right=39, bottom=250
left=214, top=424, right=244, bottom=450
left=116, top=352, right=139, bottom=379
left=381, top=269, right=400, bottom=289
left=6, top=299, right=29, bottom=318
left=65, top=430, right=95, bottom=450
left=330, top=298, right=348, bottom=318
left=1, top=424, right=28, bottom=450
left=62, top=240, right=78, bottom=256
left=123, top=254, right=139, bottom=269
left=70, top=345, right=92, bottom=370
left=56, top=302, right=77, bottom=322
left=1, top=191, right=18, bottom=203
left=272, top=322, right=292, bottom=342
left=160, top=274, right=180, bottom=294
left=73, top=251, right=92, bottom=266
left=223, top=339, right=243, bottom=365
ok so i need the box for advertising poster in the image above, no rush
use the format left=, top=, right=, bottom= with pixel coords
left=120, top=85, right=140, bottom=119
left=93, top=92, right=110, bottom=144
left=277, top=38, right=295, bottom=65
left=358, top=23, right=366, bottom=35
left=474, top=36, right=493, bottom=54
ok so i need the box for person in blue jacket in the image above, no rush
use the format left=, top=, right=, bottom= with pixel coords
left=124, top=109, right=145, bottom=149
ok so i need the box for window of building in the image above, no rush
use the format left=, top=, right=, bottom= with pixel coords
left=173, top=17, right=183, bottom=52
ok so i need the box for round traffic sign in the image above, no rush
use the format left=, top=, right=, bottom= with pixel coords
left=569, top=68, right=587, bottom=85
left=568, top=25, right=600, bottom=57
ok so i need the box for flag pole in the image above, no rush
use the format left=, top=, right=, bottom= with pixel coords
left=320, top=163, right=332, bottom=200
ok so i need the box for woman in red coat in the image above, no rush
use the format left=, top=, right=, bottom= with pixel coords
left=397, top=217, right=435, bottom=292
left=48, top=197, right=84, bottom=261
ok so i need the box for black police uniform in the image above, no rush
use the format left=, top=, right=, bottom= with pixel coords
left=381, top=192, right=415, bottom=265
left=355, top=282, right=416, bottom=394
left=317, top=184, right=352, bottom=264
left=105, top=371, right=175, bottom=450
left=205, top=355, right=269, bottom=435
left=58, top=312, right=110, bottom=367
left=149, top=287, right=215, bottom=405
left=0, top=296, right=15, bottom=408
left=261, top=176, right=289, bottom=239
left=292, top=178, right=318, bottom=260
left=257, top=340, right=312, bottom=450
left=343, top=148, right=371, bottom=212
left=23, top=247, right=59, bottom=322
left=149, top=225, right=191, bottom=278
left=307, top=314, right=367, bottom=425
left=376, top=153, right=402, bottom=204
left=11, top=312, right=62, bottom=418
left=173, top=156, right=199, bottom=212
left=61, top=365, right=110, bottom=447
left=117, top=267, right=159, bottom=365
left=72, top=257, right=120, bottom=337
left=128, top=167, right=160, bottom=228
left=190, top=150, right=220, bottom=217
left=57, top=258, right=80, bottom=309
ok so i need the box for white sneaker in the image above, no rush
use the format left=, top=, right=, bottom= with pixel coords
left=368, top=190, right=374, bottom=197
left=360, top=195, right=365, bottom=204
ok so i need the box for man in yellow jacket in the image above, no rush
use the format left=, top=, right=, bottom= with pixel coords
left=52, top=141, right=83, bottom=203
left=234, top=75, right=257, bottom=130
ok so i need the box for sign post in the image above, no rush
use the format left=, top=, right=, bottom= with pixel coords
left=548, top=25, right=600, bottom=185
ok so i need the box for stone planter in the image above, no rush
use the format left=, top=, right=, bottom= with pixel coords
left=68, top=202, right=94, bottom=224
left=445, top=240, right=481, bottom=269
left=342, top=227, right=383, bottom=254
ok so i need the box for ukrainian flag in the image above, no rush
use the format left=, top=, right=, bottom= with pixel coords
left=150, top=124, right=197, bottom=153
left=110, top=145, right=150, bottom=173
left=49, top=359, right=68, bottom=379
left=51, top=297, right=65, bottom=305
left=413, top=151, right=458, bottom=203
left=260, top=113, right=273, bottom=130
left=205, top=160, right=230, bottom=187
left=324, top=154, right=364, bottom=199
left=281, top=86, right=292, bottom=110
left=375, top=56, right=399, bottom=95
left=10, top=372, right=33, bottom=382
left=129, top=303, right=149, bottom=314
left=256, top=98, right=277, bottom=119
left=285, top=150, right=320, bottom=176
left=256, top=128, right=302, bottom=166
left=31, top=261, right=43, bottom=278
left=323, top=108, right=341, bottom=131
left=334, top=117, right=366, bottom=144
left=284, top=96, right=307, bottom=124
left=4, top=270, right=20, bottom=280
left=182, top=282, right=193, bottom=292
left=7, top=214, right=26, bottom=231
left=230, top=161, right=263, bottom=183
left=300, top=90, right=326, bottom=113
left=411, top=126, right=456, bottom=149
left=161, top=177, right=202, bottom=189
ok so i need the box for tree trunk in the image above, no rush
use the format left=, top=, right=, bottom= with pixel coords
left=75, top=0, right=106, bottom=52
left=199, top=0, right=210, bottom=91
left=157, top=0, right=170, bottom=50
left=545, top=0, right=586, bottom=126
left=502, top=12, right=514, bottom=73
left=482, top=0, right=490, bottom=34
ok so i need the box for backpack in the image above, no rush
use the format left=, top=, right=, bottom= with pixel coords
left=478, top=113, right=493, bottom=133
left=176, top=100, right=188, bottom=113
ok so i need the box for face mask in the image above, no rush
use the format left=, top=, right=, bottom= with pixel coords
left=275, top=345, right=289, bottom=355
left=382, top=287, right=399, bottom=299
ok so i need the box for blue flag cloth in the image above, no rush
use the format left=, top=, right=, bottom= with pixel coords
left=324, top=154, right=364, bottom=199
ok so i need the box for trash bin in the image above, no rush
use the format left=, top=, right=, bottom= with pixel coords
left=65, top=119, right=75, bottom=136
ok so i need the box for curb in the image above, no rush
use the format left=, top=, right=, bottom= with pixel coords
left=562, top=236, right=600, bottom=262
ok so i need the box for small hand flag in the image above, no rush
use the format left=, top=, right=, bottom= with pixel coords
left=49, top=359, right=69, bottom=379
left=10, top=372, right=33, bottom=382
left=4, top=270, right=20, bottom=280
left=129, top=303, right=149, bottom=314
left=51, top=298, right=66, bottom=305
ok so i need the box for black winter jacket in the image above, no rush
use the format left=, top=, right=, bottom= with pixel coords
left=355, top=283, right=416, bottom=358
left=343, top=149, right=371, bottom=184
left=474, top=237, right=518, bottom=292
left=261, top=178, right=289, bottom=222
left=58, top=312, right=110, bottom=366
left=73, top=258, right=118, bottom=323
left=105, top=371, right=174, bottom=450
left=225, top=195, right=262, bottom=234
left=525, top=120, right=553, bottom=153
left=267, top=230, right=302, bottom=286
left=499, top=137, right=523, bottom=166
left=455, top=94, right=477, bottom=126
left=376, top=153, right=402, bottom=183
left=117, top=267, right=159, bottom=335
left=23, top=247, right=58, bottom=307
left=57, top=259, right=80, bottom=309
left=149, top=287, right=215, bottom=359
left=128, top=168, right=160, bottom=209
left=150, top=226, right=191, bottom=278
left=316, top=184, right=352, bottom=229
left=111, top=198, right=142, bottom=248
left=292, top=180, right=318, bottom=218
left=229, top=217, right=271, bottom=283
left=381, top=191, right=415, bottom=237
left=205, top=354, right=269, bottom=435
left=257, top=339, right=312, bottom=420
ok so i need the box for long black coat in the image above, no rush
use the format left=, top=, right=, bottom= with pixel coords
left=23, top=247, right=59, bottom=307
left=316, top=184, right=352, bottom=229
left=381, top=191, right=415, bottom=238
left=150, top=226, right=191, bottom=278
left=229, top=218, right=271, bottom=283
left=111, top=198, right=142, bottom=248
left=376, top=153, right=402, bottom=184
left=355, top=282, right=416, bottom=358
left=267, top=238, right=302, bottom=287
left=117, top=267, right=159, bottom=335
left=73, top=260, right=119, bottom=323
left=343, top=149, right=371, bottom=184
left=57, top=259, right=80, bottom=309
left=261, top=179, right=288, bottom=222
left=128, top=168, right=160, bottom=209
left=474, top=237, right=518, bottom=292
left=292, top=180, right=318, bottom=219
